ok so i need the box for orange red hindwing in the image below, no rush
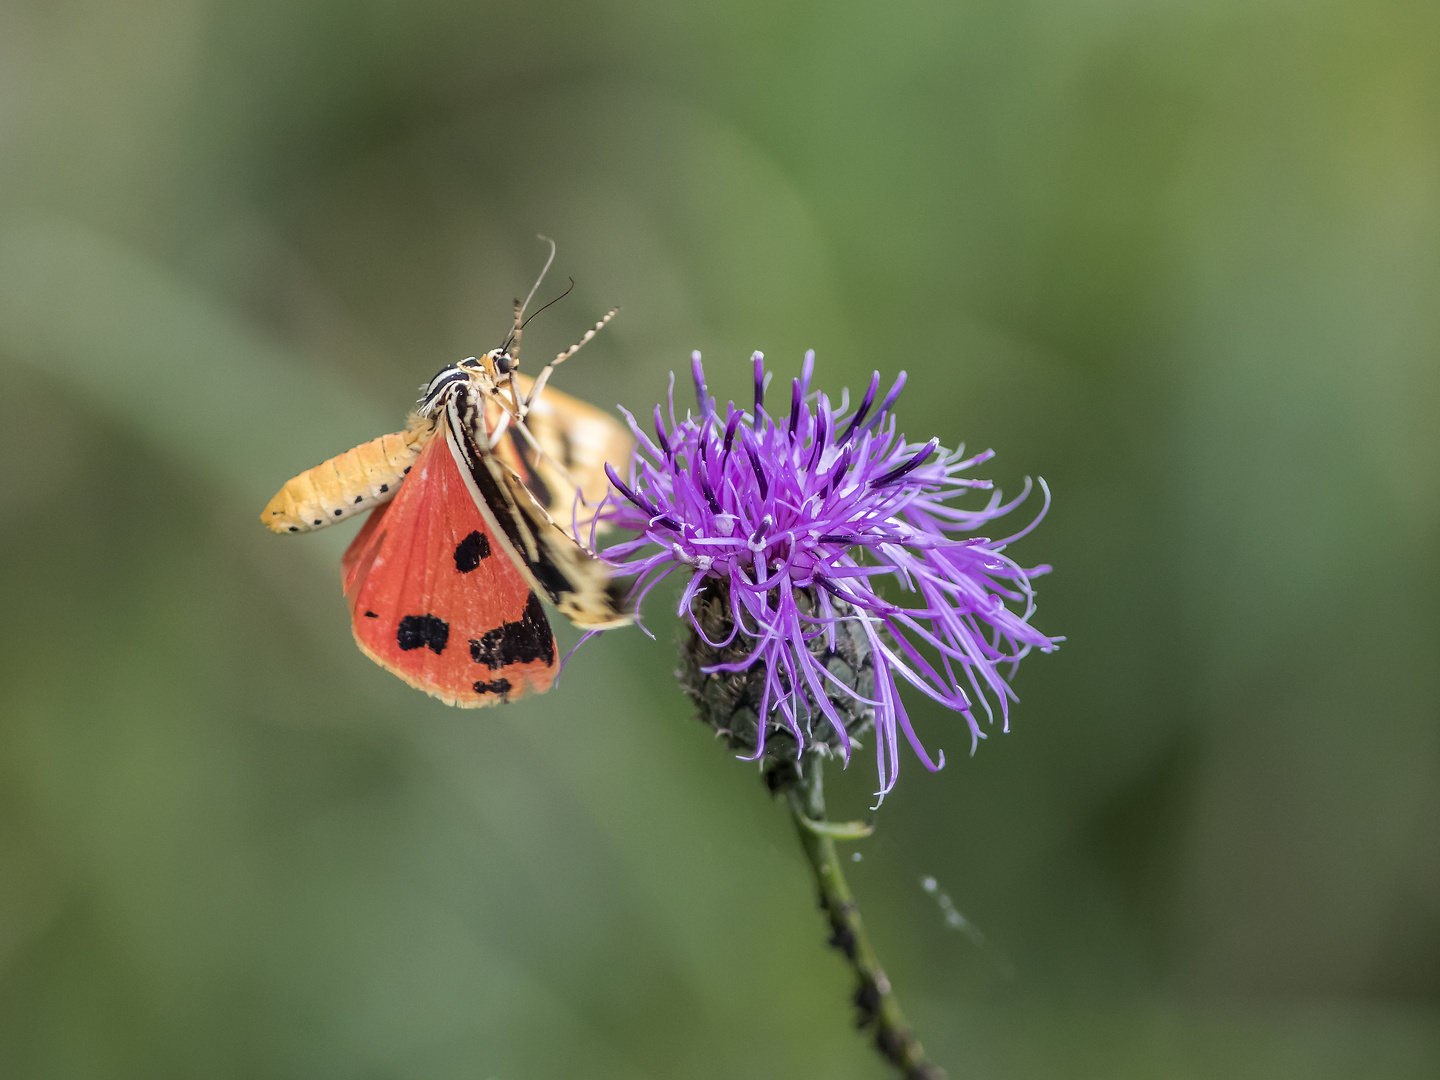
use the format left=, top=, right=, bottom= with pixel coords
left=341, top=432, right=557, bottom=707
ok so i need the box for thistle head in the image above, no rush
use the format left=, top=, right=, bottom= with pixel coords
left=600, top=350, right=1058, bottom=798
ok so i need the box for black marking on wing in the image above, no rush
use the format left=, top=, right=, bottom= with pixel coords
left=397, top=614, right=449, bottom=654
left=493, top=475, right=575, bottom=602
left=601, top=575, right=630, bottom=614
left=453, top=530, right=491, bottom=572
left=472, top=678, right=513, bottom=696
left=468, top=593, right=555, bottom=670
left=445, top=392, right=625, bottom=628
left=456, top=420, right=572, bottom=604
left=509, top=427, right=554, bottom=509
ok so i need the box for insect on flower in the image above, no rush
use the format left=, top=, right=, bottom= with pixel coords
left=599, top=350, right=1058, bottom=797
left=261, top=241, right=634, bottom=706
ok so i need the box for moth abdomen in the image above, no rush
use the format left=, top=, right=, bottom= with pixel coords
left=261, top=421, right=432, bottom=534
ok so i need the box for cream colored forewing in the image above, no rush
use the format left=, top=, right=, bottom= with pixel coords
left=500, top=373, right=634, bottom=541
left=445, top=395, right=632, bottom=630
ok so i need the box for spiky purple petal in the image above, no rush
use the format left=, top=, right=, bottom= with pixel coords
left=602, top=351, right=1059, bottom=797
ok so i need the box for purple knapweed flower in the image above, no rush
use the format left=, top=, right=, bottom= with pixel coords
left=598, top=350, right=1058, bottom=798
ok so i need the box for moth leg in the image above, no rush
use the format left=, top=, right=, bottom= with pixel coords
left=489, top=406, right=514, bottom=448
left=520, top=307, right=619, bottom=421
left=512, top=413, right=586, bottom=498
left=491, top=403, right=586, bottom=510
left=503, top=369, right=526, bottom=424
left=508, top=297, right=525, bottom=361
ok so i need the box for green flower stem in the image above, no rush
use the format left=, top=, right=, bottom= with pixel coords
left=786, top=753, right=944, bottom=1080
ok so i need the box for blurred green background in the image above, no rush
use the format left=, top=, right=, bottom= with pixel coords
left=1, top=1, right=1438, bottom=1077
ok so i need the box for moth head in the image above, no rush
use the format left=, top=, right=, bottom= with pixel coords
left=483, top=348, right=517, bottom=379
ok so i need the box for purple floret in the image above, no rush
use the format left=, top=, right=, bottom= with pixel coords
left=598, top=350, right=1058, bottom=797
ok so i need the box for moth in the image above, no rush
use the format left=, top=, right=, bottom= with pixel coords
left=261, top=252, right=633, bottom=707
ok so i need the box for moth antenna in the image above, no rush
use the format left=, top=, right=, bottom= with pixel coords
left=521, top=306, right=619, bottom=419
left=520, top=235, right=557, bottom=319
left=503, top=234, right=558, bottom=360
left=521, top=277, right=575, bottom=332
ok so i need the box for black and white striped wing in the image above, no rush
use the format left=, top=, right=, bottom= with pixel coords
left=444, top=396, right=632, bottom=631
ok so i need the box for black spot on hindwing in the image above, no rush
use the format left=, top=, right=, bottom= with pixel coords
left=453, top=530, right=491, bottom=572
left=472, top=678, right=513, bottom=696
left=397, top=614, right=449, bottom=654
left=468, top=593, right=554, bottom=670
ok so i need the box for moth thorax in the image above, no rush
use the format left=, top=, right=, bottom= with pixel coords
left=680, top=580, right=875, bottom=767
left=419, top=365, right=467, bottom=416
